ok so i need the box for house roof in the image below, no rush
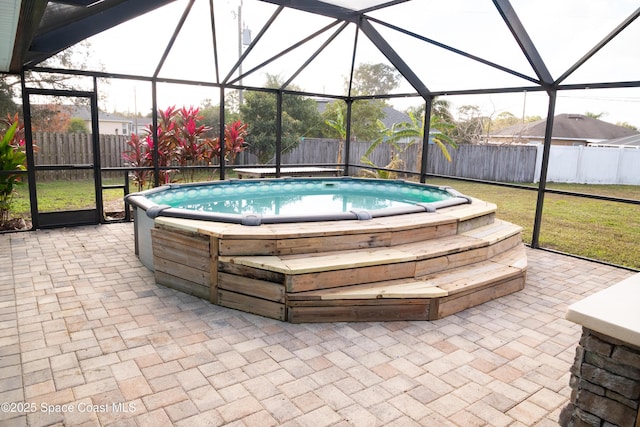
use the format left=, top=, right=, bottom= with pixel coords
left=315, top=99, right=410, bottom=129
left=599, top=133, right=640, bottom=147
left=493, top=114, right=639, bottom=141
left=69, top=105, right=132, bottom=123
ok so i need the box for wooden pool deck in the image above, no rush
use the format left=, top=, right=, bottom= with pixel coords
left=150, top=198, right=528, bottom=323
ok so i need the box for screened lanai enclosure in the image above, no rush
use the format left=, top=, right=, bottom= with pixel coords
left=1, top=0, right=639, bottom=271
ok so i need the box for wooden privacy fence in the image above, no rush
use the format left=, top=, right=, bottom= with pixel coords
left=282, top=138, right=538, bottom=183
left=31, top=132, right=539, bottom=183
left=33, top=132, right=128, bottom=181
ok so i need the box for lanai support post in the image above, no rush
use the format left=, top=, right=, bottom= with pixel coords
left=420, top=97, right=433, bottom=183
left=531, top=91, right=557, bottom=248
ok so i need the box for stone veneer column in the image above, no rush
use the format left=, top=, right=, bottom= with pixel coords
left=560, top=329, right=640, bottom=426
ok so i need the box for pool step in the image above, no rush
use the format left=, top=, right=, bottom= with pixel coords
left=285, top=245, right=526, bottom=322
left=151, top=198, right=527, bottom=322
left=213, top=220, right=526, bottom=321
left=217, top=220, right=522, bottom=293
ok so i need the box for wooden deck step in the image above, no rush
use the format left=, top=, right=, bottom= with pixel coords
left=287, top=277, right=449, bottom=301
left=288, top=244, right=526, bottom=301
left=218, top=220, right=522, bottom=276
left=286, top=245, right=527, bottom=322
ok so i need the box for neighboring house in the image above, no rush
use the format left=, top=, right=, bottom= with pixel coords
left=70, top=105, right=151, bottom=135
left=488, top=113, right=639, bottom=146
left=593, top=133, right=640, bottom=148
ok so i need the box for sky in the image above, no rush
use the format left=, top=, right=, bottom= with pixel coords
left=74, top=0, right=640, bottom=127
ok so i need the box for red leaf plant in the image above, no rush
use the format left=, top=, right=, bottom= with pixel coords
left=124, top=106, right=241, bottom=188
left=204, top=120, right=249, bottom=167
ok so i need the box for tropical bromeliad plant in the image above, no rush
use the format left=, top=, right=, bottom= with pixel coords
left=174, top=106, right=210, bottom=182
left=123, top=106, right=248, bottom=189
left=0, top=121, right=26, bottom=226
left=122, top=133, right=151, bottom=192
left=204, top=120, right=248, bottom=166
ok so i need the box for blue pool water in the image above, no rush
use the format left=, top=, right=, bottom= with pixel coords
left=126, top=177, right=470, bottom=226
left=146, top=178, right=454, bottom=216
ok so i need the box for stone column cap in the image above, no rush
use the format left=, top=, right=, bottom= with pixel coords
left=566, top=272, right=640, bottom=347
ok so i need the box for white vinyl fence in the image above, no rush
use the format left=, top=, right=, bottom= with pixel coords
left=535, top=144, right=640, bottom=185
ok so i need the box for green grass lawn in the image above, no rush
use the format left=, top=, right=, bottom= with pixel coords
left=7, top=176, right=640, bottom=270
left=427, top=178, right=640, bottom=270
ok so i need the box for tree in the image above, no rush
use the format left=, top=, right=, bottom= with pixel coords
left=198, top=97, right=242, bottom=139
left=0, top=41, right=106, bottom=118
left=616, top=121, right=638, bottom=131
left=67, top=118, right=89, bottom=133
left=585, top=111, right=607, bottom=119
left=453, top=105, right=488, bottom=144
left=349, top=63, right=401, bottom=96
left=322, top=100, right=385, bottom=143
left=240, top=74, right=323, bottom=163
left=361, top=110, right=457, bottom=178
left=322, top=63, right=402, bottom=145
left=0, top=80, right=19, bottom=118
left=30, top=104, right=71, bottom=132
left=490, top=111, right=521, bottom=132
left=199, top=99, right=221, bottom=139
left=405, top=98, right=455, bottom=125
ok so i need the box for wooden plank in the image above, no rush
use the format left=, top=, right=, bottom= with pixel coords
left=218, top=272, right=285, bottom=303
left=288, top=297, right=430, bottom=306
left=490, top=244, right=528, bottom=270
left=439, top=199, right=497, bottom=222
left=210, top=236, right=219, bottom=304
left=152, top=227, right=210, bottom=251
left=389, top=222, right=458, bottom=246
left=486, top=234, right=523, bottom=258
left=279, top=248, right=415, bottom=273
left=288, top=277, right=415, bottom=301
left=155, top=271, right=210, bottom=300
left=316, top=280, right=448, bottom=300
left=219, top=255, right=289, bottom=273
left=287, top=278, right=447, bottom=301
left=433, top=261, right=523, bottom=296
left=415, top=246, right=489, bottom=277
left=218, top=261, right=285, bottom=283
left=154, top=257, right=209, bottom=286
left=217, top=290, right=285, bottom=320
left=457, top=213, right=496, bottom=233
left=221, top=248, right=415, bottom=275
left=462, top=219, right=522, bottom=244
left=287, top=302, right=430, bottom=323
left=275, top=232, right=393, bottom=255
left=219, top=238, right=277, bottom=256
left=238, top=212, right=458, bottom=241
left=286, top=262, right=415, bottom=293
left=404, top=234, right=486, bottom=261
left=431, top=274, right=525, bottom=319
left=152, top=243, right=211, bottom=272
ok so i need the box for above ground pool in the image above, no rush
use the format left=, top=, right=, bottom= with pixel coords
left=124, top=176, right=527, bottom=323
left=125, top=177, right=471, bottom=226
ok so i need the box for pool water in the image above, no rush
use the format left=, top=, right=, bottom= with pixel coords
left=146, top=178, right=454, bottom=216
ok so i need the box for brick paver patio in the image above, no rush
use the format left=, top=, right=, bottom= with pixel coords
left=0, top=223, right=634, bottom=426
